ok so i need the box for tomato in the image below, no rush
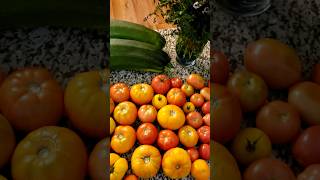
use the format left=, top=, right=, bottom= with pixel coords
left=293, top=125, right=320, bottom=167
left=288, top=81, right=320, bottom=125
left=131, top=145, right=161, bottom=178
left=110, top=83, right=130, bottom=103
left=138, top=105, right=157, bottom=123
left=312, top=63, right=320, bottom=84
left=187, top=74, right=205, bottom=90
left=298, top=164, right=320, bottom=180
left=170, top=77, right=183, bottom=88
left=203, top=113, right=210, bottom=126
left=200, top=87, right=210, bottom=101
left=191, top=159, right=210, bottom=180
left=0, top=67, right=63, bottom=132
left=157, top=105, right=185, bottom=130
left=64, top=70, right=107, bottom=138
left=11, top=126, right=87, bottom=180
left=162, top=147, right=191, bottom=179
left=190, top=93, right=205, bottom=107
left=113, top=101, right=137, bottom=125
left=256, top=100, right=301, bottom=144
left=227, top=70, right=268, bottom=112
left=136, top=123, right=158, bottom=145
left=166, top=88, right=186, bottom=107
left=186, top=111, right=203, bottom=129
left=202, top=101, right=210, bottom=114
left=89, top=138, right=107, bottom=180
left=151, top=74, right=171, bottom=94
left=212, top=84, right=242, bottom=143
left=110, top=153, right=128, bottom=180
left=124, top=174, right=138, bottom=180
left=181, top=83, right=195, bottom=97
left=111, top=125, right=136, bottom=154
left=130, top=83, right=154, bottom=105
left=178, top=125, right=199, bottom=148
left=197, top=126, right=210, bottom=144
left=157, top=130, right=179, bottom=151
left=152, top=94, right=167, bottom=110
left=244, top=38, right=301, bottom=89
left=187, top=147, right=199, bottom=162
left=183, top=102, right=196, bottom=113
left=198, top=144, right=210, bottom=160
left=110, top=117, right=116, bottom=135
left=243, top=158, right=295, bottom=180
left=0, top=114, right=15, bottom=169
left=211, top=50, right=230, bottom=84
left=232, top=128, right=272, bottom=165
left=110, top=98, right=115, bottom=114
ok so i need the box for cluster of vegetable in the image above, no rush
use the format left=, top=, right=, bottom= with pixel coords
left=212, top=38, right=320, bottom=179
left=110, top=74, right=210, bottom=179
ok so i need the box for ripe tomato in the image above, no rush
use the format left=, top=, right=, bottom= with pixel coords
left=111, top=125, right=136, bottom=154
left=198, top=144, right=210, bottom=160
left=110, top=98, right=115, bottom=114
left=211, top=50, right=230, bottom=84
left=178, top=125, right=199, bottom=148
left=152, top=94, right=167, bottom=110
left=203, top=113, right=210, bottom=126
left=11, top=126, right=87, bottom=180
left=191, top=159, right=210, bottom=180
left=227, top=70, right=268, bottom=112
left=232, top=128, right=272, bottom=165
left=110, top=83, right=130, bottom=103
left=187, top=147, right=199, bottom=162
left=162, top=147, right=191, bottom=179
left=130, top=83, right=154, bottom=105
left=243, top=158, right=295, bottom=180
left=131, top=145, right=161, bottom=178
left=124, top=174, right=138, bottom=180
left=64, top=70, right=107, bottom=138
left=110, top=117, right=116, bottom=135
left=0, top=67, right=63, bottom=132
left=181, top=83, right=195, bottom=97
left=244, top=38, right=301, bottom=89
left=170, top=77, right=183, bottom=88
left=183, top=102, right=196, bottom=113
left=151, top=74, right=171, bottom=94
left=190, top=93, right=205, bottom=107
left=293, top=125, right=320, bottom=167
left=110, top=153, right=128, bottom=180
left=298, top=164, right=320, bottom=180
left=157, top=105, right=185, bottom=130
left=197, top=126, right=210, bottom=144
left=166, top=88, right=186, bottom=107
left=138, top=105, right=157, bottom=123
left=0, top=114, right=15, bottom=169
left=113, top=101, right=137, bottom=125
left=187, top=74, right=205, bottom=90
left=89, top=138, right=107, bottom=180
left=157, top=130, right=179, bottom=151
left=256, top=100, right=301, bottom=144
left=186, top=111, right=203, bottom=129
left=213, top=84, right=242, bottom=143
left=202, top=101, right=210, bottom=114
left=288, top=81, right=320, bottom=125
left=200, top=87, right=210, bottom=101
left=312, top=63, right=320, bottom=84
left=137, top=123, right=158, bottom=145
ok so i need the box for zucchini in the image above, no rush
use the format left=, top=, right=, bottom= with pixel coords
left=111, top=19, right=165, bottom=49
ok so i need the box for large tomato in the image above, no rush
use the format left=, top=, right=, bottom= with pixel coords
left=157, top=105, right=185, bottom=130
left=288, top=81, right=320, bottom=125
left=178, top=125, right=199, bottom=148
left=256, top=100, right=301, bottom=144
left=64, top=70, right=107, bottom=138
left=157, top=130, right=179, bottom=151
left=162, top=147, right=191, bottom=179
left=212, top=84, right=242, bottom=143
left=0, top=114, right=15, bottom=169
left=113, top=101, right=137, bottom=125
left=186, top=111, right=203, bottom=129
left=187, top=74, right=205, bottom=90
left=0, top=67, right=63, bottom=132
left=138, top=105, right=157, bottom=123
left=136, top=123, right=158, bottom=145
left=312, top=63, right=320, bottom=84
left=244, top=38, right=301, bottom=89
left=110, top=83, right=130, bottom=103
left=211, top=50, right=230, bottom=84
left=131, top=145, right=161, bottom=178
left=89, top=138, right=107, bottom=180
left=11, top=126, right=87, bottom=180
left=130, top=83, right=154, bottom=105
left=151, top=74, right=171, bottom=94
left=298, top=164, right=320, bottom=180
left=191, top=159, right=210, bottom=180
left=110, top=153, right=128, bottom=180
left=293, top=125, right=320, bottom=167
left=111, top=125, right=136, bottom=154
left=197, top=125, right=210, bottom=144
left=166, top=88, right=186, bottom=107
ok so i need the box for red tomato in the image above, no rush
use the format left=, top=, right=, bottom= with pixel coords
left=187, top=74, right=205, bottom=90
left=166, top=88, right=186, bottom=107
left=203, top=114, right=210, bottom=126
left=298, top=164, right=320, bottom=180
left=186, top=112, right=203, bottom=129
left=197, top=126, right=210, bottom=144
left=137, top=123, right=158, bottom=145
left=201, top=101, right=210, bottom=114
left=312, top=63, right=320, bottom=84
left=138, top=105, right=157, bottom=123
left=199, top=144, right=210, bottom=160
left=170, top=77, right=183, bottom=88
left=200, top=87, right=210, bottom=101
left=110, top=83, right=130, bottom=103
left=293, top=125, right=320, bottom=167
left=190, top=93, right=204, bottom=107
left=187, top=147, right=199, bottom=162
left=211, top=51, right=230, bottom=84
left=157, top=130, right=179, bottom=151
left=151, top=74, right=171, bottom=94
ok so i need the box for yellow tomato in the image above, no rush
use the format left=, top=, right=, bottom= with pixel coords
left=110, top=117, right=115, bottom=135
left=157, top=105, right=185, bottom=130
left=162, top=147, right=191, bottom=179
left=191, top=159, right=210, bottom=180
left=181, top=83, right=195, bottom=97
left=178, top=125, right=199, bottom=148
left=111, top=126, right=136, bottom=154
left=130, top=83, right=154, bottom=105
left=152, top=94, right=167, bottom=110
left=183, top=102, right=196, bottom=113
left=113, top=101, right=137, bottom=125
left=110, top=153, right=128, bottom=180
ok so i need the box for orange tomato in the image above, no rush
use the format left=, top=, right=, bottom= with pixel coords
left=110, top=98, right=115, bottom=114
left=167, top=88, right=186, bottom=107
left=89, top=138, right=107, bottom=180
left=110, top=83, right=130, bottom=103
left=110, top=117, right=116, bottom=135
left=178, top=125, right=199, bottom=148
left=11, top=126, right=87, bottom=180
left=131, top=145, right=161, bottom=178
left=181, top=83, right=195, bottom=97
left=200, top=87, right=210, bottom=101
left=110, top=153, right=128, bottom=180
left=152, top=94, right=167, bottom=109
left=183, top=102, right=196, bottom=113
left=190, top=93, right=205, bottom=107
left=157, top=105, right=185, bottom=130
left=187, top=74, right=205, bottom=90
left=191, top=159, right=210, bottom=180
left=113, top=101, right=137, bottom=125
left=162, top=147, right=192, bottom=179
left=138, top=105, right=157, bottom=123
left=130, top=83, right=154, bottom=105
left=0, top=67, right=64, bottom=132
left=124, top=174, right=138, bottom=180
left=111, top=126, right=136, bottom=154
left=0, top=114, right=15, bottom=169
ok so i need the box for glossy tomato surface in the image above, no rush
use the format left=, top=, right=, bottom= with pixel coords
left=151, top=74, right=171, bottom=94
left=89, top=138, right=107, bottom=180
left=130, top=83, right=154, bottom=105
left=166, top=88, right=186, bottom=107
left=113, top=101, right=137, bottom=125
left=110, top=83, right=130, bottom=103
left=178, top=125, right=199, bottom=148
left=187, top=74, right=205, bottom=90
left=111, top=126, right=136, bottom=154
left=138, top=105, right=157, bottom=123
left=170, top=77, right=183, bottom=88
left=211, top=51, right=230, bottom=84
left=157, top=130, right=179, bottom=151
left=136, top=123, right=158, bottom=145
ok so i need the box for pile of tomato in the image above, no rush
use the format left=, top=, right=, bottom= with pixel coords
left=110, top=74, right=210, bottom=179
left=212, top=38, right=320, bottom=179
